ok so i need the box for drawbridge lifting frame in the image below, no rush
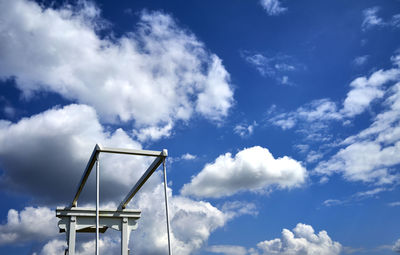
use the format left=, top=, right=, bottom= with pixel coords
left=56, top=144, right=172, bottom=255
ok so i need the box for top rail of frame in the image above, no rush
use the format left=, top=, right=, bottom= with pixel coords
left=71, top=144, right=167, bottom=207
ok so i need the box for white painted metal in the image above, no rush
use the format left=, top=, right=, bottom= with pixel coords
left=60, top=145, right=170, bottom=255
left=121, top=217, right=129, bottom=255
left=68, top=216, right=76, bottom=255
left=100, top=146, right=164, bottom=157
left=57, top=208, right=140, bottom=255
left=96, top=157, right=100, bottom=255
left=163, top=155, right=172, bottom=255
left=72, top=144, right=101, bottom=207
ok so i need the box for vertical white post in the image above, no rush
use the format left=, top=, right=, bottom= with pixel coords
left=96, top=156, right=100, bottom=255
left=163, top=157, right=172, bottom=255
left=121, top=217, right=128, bottom=255
left=68, top=216, right=76, bottom=255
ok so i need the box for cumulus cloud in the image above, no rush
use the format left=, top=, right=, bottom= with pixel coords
left=181, top=146, right=307, bottom=198
left=260, top=0, right=287, bottom=16
left=0, top=207, right=58, bottom=245
left=0, top=0, right=233, bottom=140
left=0, top=104, right=153, bottom=204
left=257, top=223, right=342, bottom=255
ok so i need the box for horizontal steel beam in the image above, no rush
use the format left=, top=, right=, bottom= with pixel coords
left=56, top=207, right=141, bottom=218
left=100, top=147, right=165, bottom=157
left=119, top=153, right=166, bottom=209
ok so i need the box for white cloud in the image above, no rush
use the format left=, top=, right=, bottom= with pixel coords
left=128, top=184, right=254, bottom=255
left=181, top=153, right=197, bottom=160
left=133, top=122, right=173, bottom=142
left=260, top=0, right=287, bottom=16
left=269, top=98, right=341, bottom=135
left=315, top=141, right=400, bottom=184
left=306, top=151, right=323, bottom=163
left=181, top=146, right=307, bottom=198
left=36, top=237, right=120, bottom=255
left=388, top=201, right=400, bottom=207
left=316, top=75, right=400, bottom=185
left=341, top=68, right=400, bottom=117
left=0, top=207, right=58, bottom=245
left=35, top=239, right=67, bottom=255
left=234, top=122, right=257, bottom=137
left=0, top=104, right=152, bottom=204
left=392, top=14, right=400, bottom=28
left=221, top=201, right=259, bottom=218
left=243, top=52, right=300, bottom=84
left=0, top=0, right=233, bottom=140
left=362, top=7, right=385, bottom=30
left=207, top=245, right=248, bottom=255
left=257, top=223, right=342, bottom=255
left=322, top=187, right=390, bottom=207
left=353, top=55, right=369, bottom=66
left=21, top=184, right=251, bottom=255
left=393, top=238, right=400, bottom=253
left=322, top=199, right=345, bottom=207
left=0, top=103, right=256, bottom=253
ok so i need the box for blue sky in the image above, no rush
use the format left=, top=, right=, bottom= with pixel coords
left=0, top=0, right=400, bottom=254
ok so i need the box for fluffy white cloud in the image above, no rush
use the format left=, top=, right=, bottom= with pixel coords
left=34, top=239, right=67, bottom=255
left=341, top=68, right=400, bottom=117
left=257, top=223, right=342, bottom=255
left=316, top=81, right=400, bottom=185
left=132, top=184, right=232, bottom=255
left=0, top=207, right=58, bottom=245
left=0, top=0, right=233, bottom=140
left=260, top=0, right=287, bottom=16
left=181, top=146, right=307, bottom=198
left=0, top=104, right=157, bottom=204
left=315, top=141, right=400, bottom=184
left=181, top=153, right=197, bottom=160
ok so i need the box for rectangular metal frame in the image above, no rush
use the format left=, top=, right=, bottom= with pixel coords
left=71, top=144, right=167, bottom=208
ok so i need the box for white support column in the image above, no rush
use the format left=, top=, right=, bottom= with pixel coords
left=121, top=217, right=128, bottom=255
left=96, top=157, right=100, bottom=255
left=163, top=156, right=172, bottom=255
left=68, top=216, right=76, bottom=255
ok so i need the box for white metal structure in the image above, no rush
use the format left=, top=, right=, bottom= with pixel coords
left=56, top=144, right=172, bottom=255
